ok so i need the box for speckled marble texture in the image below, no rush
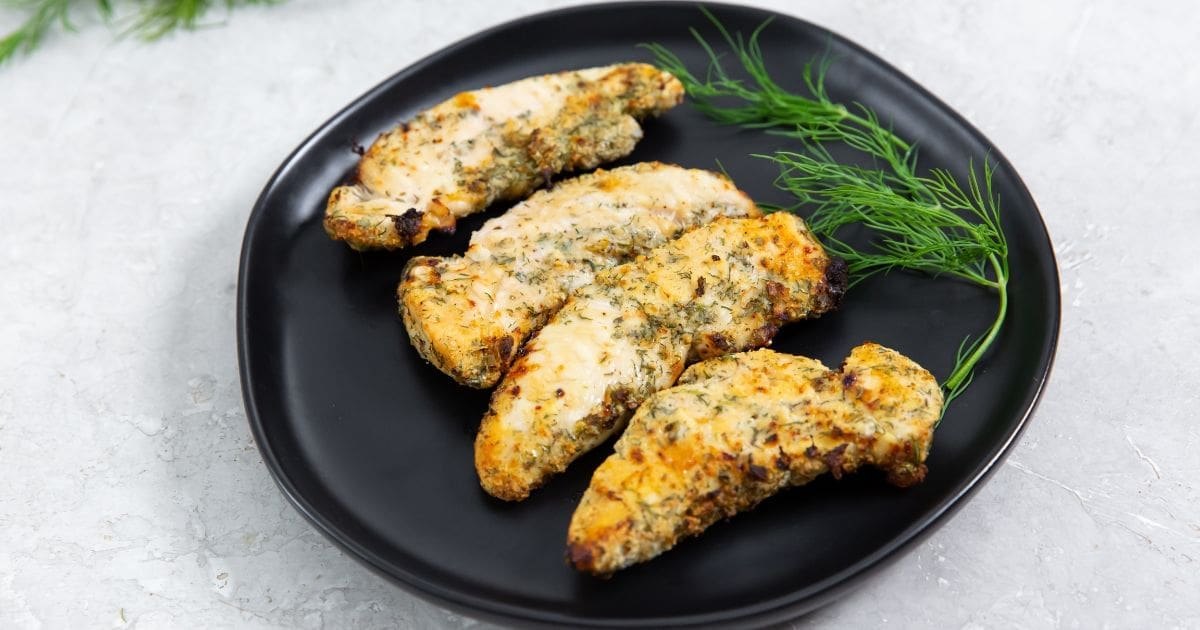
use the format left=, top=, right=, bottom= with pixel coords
left=1, top=1, right=1197, bottom=627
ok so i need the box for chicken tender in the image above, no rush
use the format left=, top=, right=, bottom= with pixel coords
left=475, top=213, right=847, bottom=501
left=567, top=344, right=943, bottom=575
left=399, top=162, right=760, bottom=388
left=324, top=63, right=684, bottom=250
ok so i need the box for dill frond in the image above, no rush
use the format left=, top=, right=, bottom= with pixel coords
left=646, top=9, right=1011, bottom=415
left=0, top=0, right=73, bottom=63
left=1, top=0, right=284, bottom=64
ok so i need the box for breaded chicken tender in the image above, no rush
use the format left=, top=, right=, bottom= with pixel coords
left=399, top=162, right=760, bottom=388
left=475, top=213, right=847, bottom=501
left=567, top=344, right=943, bottom=575
left=324, top=63, right=684, bottom=250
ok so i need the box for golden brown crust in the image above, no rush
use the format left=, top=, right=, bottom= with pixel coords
left=324, top=63, right=684, bottom=251
left=474, top=214, right=846, bottom=501
left=566, top=344, right=943, bottom=575
left=397, top=163, right=760, bottom=388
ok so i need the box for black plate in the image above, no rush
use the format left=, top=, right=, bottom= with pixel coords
left=237, top=3, right=1059, bottom=627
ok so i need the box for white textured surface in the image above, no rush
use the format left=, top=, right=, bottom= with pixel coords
left=1, top=1, right=1197, bottom=627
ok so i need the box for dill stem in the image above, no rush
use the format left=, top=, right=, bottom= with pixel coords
left=943, top=254, right=1008, bottom=391
left=840, top=107, right=910, bottom=152
left=647, top=12, right=1011, bottom=413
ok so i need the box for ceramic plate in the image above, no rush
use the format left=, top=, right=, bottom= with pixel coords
left=238, top=3, right=1059, bottom=626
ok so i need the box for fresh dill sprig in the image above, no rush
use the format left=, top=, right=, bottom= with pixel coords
left=646, top=8, right=1010, bottom=414
left=1, top=0, right=283, bottom=64
left=0, top=0, right=74, bottom=63
left=768, top=147, right=1008, bottom=410
left=641, top=8, right=916, bottom=179
left=124, top=0, right=284, bottom=42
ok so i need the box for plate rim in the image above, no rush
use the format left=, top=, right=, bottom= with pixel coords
left=236, top=2, right=1061, bottom=626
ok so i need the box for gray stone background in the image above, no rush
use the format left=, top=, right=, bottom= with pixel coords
left=2, top=1, right=1197, bottom=627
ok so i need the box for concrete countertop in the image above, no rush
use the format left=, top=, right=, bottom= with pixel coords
left=2, top=1, right=1197, bottom=627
